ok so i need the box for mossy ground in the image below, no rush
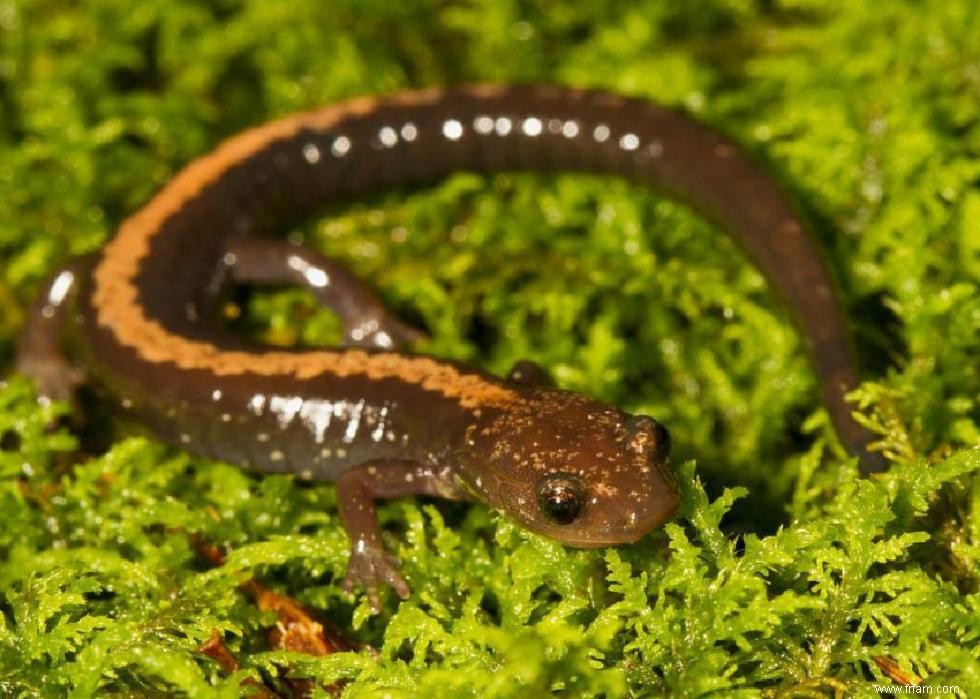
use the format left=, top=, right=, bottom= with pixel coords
left=1, top=1, right=979, bottom=696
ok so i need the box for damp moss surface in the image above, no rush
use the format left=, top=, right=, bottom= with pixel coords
left=1, top=1, right=979, bottom=696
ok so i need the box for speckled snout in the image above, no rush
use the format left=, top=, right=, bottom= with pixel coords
left=456, top=390, right=681, bottom=548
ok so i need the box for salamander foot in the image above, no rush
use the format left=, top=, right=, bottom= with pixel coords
left=343, top=541, right=410, bottom=612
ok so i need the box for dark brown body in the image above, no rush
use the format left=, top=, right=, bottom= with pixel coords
left=17, top=85, right=882, bottom=608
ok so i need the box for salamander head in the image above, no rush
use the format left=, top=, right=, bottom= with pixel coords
left=456, top=390, right=678, bottom=547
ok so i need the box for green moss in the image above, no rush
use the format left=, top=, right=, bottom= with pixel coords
left=1, top=0, right=979, bottom=695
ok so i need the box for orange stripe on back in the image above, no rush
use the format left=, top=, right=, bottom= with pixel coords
left=91, top=87, right=518, bottom=409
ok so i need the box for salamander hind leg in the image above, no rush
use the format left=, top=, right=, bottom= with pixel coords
left=222, top=237, right=426, bottom=350
left=336, top=459, right=465, bottom=611
left=16, top=260, right=89, bottom=404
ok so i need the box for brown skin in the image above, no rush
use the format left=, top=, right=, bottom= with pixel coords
left=17, top=85, right=883, bottom=610
left=457, top=391, right=676, bottom=548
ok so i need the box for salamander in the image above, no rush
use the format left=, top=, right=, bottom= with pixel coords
left=15, top=85, right=884, bottom=609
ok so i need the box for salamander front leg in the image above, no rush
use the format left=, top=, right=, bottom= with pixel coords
left=16, top=260, right=88, bottom=404
left=336, top=459, right=464, bottom=611
left=222, top=237, right=425, bottom=350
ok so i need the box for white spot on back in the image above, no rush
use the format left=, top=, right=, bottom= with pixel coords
left=400, top=122, right=418, bottom=141
left=378, top=126, right=398, bottom=147
left=619, top=133, right=639, bottom=151
left=474, top=115, right=494, bottom=134
left=47, top=271, right=75, bottom=306
left=371, top=405, right=389, bottom=442
left=343, top=400, right=365, bottom=443
left=442, top=119, right=463, bottom=140
left=331, top=135, right=351, bottom=157
left=522, top=117, right=543, bottom=136
left=249, top=394, right=266, bottom=416
left=302, top=143, right=321, bottom=164
left=644, top=141, right=663, bottom=158
left=269, top=395, right=303, bottom=430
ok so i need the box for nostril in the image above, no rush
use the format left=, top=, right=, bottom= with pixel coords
left=626, top=414, right=661, bottom=440
left=626, top=414, right=671, bottom=458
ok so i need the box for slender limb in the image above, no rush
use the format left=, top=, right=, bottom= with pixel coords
left=16, top=259, right=89, bottom=404
left=506, top=359, right=554, bottom=388
left=336, top=459, right=464, bottom=611
left=222, top=237, right=425, bottom=350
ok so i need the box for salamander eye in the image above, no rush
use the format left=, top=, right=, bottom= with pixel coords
left=537, top=473, right=586, bottom=525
